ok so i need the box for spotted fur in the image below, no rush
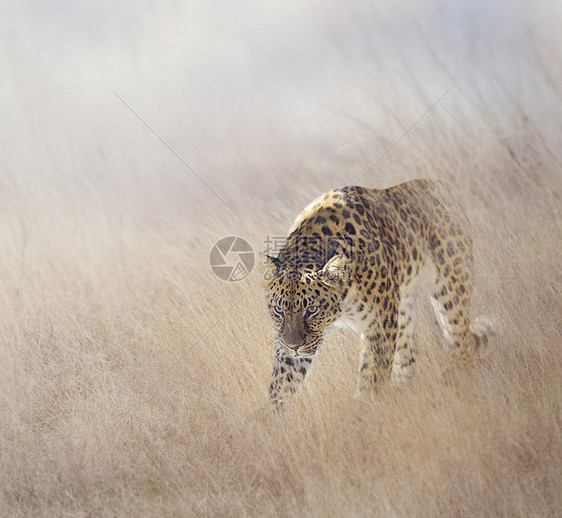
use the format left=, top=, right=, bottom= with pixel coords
left=264, top=178, right=491, bottom=405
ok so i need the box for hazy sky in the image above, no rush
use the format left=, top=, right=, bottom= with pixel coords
left=1, top=0, right=558, bottom=205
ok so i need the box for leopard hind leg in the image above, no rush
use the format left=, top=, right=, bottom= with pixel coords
left=428, top=254, right=491, bottom=365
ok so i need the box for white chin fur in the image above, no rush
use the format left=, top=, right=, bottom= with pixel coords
left=329, top=317, right=348, bottom=330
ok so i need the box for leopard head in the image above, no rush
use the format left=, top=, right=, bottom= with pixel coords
left=263, top=254, right=348, bottom=356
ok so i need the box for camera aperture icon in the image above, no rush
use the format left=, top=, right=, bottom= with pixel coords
left=209, top=236, right=255, bottom=282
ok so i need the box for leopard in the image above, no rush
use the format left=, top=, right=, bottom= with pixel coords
left=263, top=178, right=492, bottom=405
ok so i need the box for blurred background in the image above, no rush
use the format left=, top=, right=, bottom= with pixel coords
left=2, top=0, right=560, bottom=228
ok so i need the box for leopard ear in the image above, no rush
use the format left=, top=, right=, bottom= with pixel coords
left=317, top=255, right=346, bottom=287
left=260, top=253, right=281, bottom=270
left=260, top=253, right=281, bottom=287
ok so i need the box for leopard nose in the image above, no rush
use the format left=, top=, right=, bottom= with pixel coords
left=283, top=331, right=304, bottom=349
left=284, top=338, right=305, bottom=350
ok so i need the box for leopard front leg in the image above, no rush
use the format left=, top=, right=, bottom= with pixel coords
left=391, top=286, right=419, bottom=384
left=356, top=301, right=399, bottom=396
left=269, top=337, right=316, bottom=406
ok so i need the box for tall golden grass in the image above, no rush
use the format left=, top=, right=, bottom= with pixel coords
left=1, top=1, right=560, bottom=516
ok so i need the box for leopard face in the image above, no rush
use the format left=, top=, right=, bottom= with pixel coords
left=265, top=256, right=346, bottom=356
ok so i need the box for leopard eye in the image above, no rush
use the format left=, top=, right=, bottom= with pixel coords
left=306, top=306, right=318, bottom=315
left=273, top=306, right=284, bottom=316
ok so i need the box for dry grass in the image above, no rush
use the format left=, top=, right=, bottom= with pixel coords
left=1, top=1, right=561, bottom=516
